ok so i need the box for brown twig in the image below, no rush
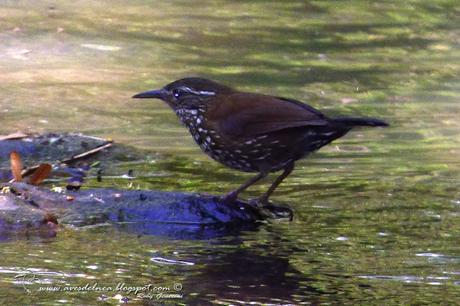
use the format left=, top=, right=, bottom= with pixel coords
left=60, top=141, right=113, bottom=165
left=0, top=132, right=29, bottom=141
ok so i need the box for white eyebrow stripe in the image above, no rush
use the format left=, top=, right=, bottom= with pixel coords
left=197, top=90, right=216, bottom=96
left=182, top=86, right=216, bottom=96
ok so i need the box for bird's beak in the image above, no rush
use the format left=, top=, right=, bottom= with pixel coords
left=132, top=89, right=166, bottom=99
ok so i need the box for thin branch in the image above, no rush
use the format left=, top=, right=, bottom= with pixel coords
left=0, top=132, right=29, bottom=141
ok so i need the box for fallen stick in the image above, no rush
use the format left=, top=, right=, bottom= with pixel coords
left=0, top=132, right=29, bottom=141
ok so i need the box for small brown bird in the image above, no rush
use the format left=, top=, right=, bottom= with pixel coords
left=133, top=78, right=388, bottom=205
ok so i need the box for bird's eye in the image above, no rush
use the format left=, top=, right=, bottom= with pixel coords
left=173, top=88, right=186, bottom=99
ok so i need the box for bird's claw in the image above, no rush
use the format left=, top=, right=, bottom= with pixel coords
left=249, top=198, right=294, bottom=221
left=248, top=197, right=269, bottom=207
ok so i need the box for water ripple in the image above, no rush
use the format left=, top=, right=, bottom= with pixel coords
left=150, top=257, right=195, bottom=266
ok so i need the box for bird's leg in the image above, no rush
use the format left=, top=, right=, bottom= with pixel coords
left=221, top=172, right=267, bottom=203
left=256, top=161, right=295, bottom=205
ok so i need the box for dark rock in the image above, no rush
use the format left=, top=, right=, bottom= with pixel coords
left=0, top=192, right=57, bottom=241
left=1, top=183, right=292, bottom=240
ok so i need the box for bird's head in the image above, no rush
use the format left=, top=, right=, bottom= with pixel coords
left=132, top=77, right=234, bottom=110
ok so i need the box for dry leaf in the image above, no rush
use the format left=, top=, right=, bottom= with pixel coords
left=28, top=164, right=52, bottom=185
left=10, top=151, right=23, bottom=182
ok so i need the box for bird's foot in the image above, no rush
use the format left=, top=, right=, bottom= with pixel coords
left=249, top=198, right=294, bottom=221
left=248, top=197, right=269, bottom=208
left=264, top=203, right=294, bottom=221
left=219, top=192, right=266, bottom=218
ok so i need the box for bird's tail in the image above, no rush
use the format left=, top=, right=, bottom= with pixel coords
left=331, top=117, right=389, bottom=127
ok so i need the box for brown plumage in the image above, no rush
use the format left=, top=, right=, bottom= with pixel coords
left=133, top=77, right=388, bottom=205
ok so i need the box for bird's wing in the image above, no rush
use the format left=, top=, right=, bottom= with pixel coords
left=207, top=92, right=329, bottom=139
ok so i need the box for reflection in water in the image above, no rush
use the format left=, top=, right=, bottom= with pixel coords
left=185, top=248, right=321, bottom=305
left=113, top=220, right=260, bottom=240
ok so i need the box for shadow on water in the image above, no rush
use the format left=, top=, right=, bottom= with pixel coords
left=183, top=248, right=323, bottom=305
